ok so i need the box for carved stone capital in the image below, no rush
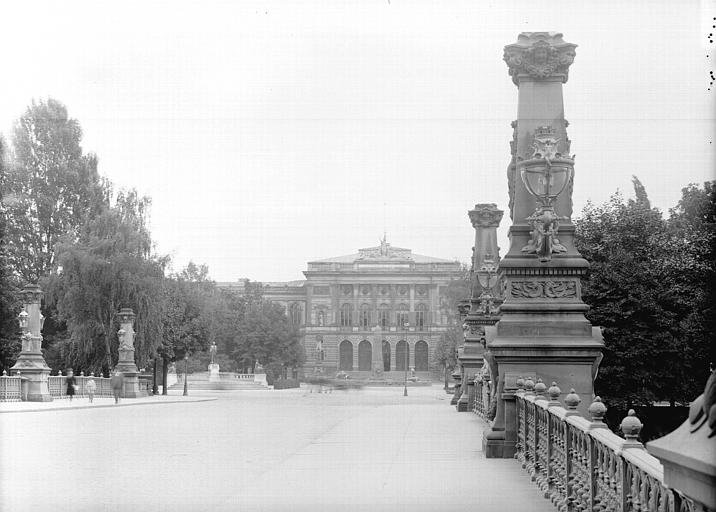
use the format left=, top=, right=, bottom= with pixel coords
left=117, top=307, right=136, bottom=325
left=469, top=203, right=504, bottom=228
left=21, top=284, right=43, bottom=305
left=503, top=32, right=576, bottom=86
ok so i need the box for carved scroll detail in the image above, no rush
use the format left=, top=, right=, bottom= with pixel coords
left=510, top=280, right=577, bottom=299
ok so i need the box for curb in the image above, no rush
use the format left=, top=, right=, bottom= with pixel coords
left=0, top=396, right=217, bottom=414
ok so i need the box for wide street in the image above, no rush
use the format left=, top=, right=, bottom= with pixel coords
left=1, top=385, right=554, bottom=512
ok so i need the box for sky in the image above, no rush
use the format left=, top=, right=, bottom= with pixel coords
left=1, top=0, right=714, bottom=282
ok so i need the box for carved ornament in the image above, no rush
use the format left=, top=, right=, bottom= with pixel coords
left=503, top=32, right=577, bottom=86
left=521, top=206, right=568, bottom=262
left=21, top=284, right=43, bottom=304
left=468, top=204, right=504, bottom=228
left=510, top=280, right=577, bottom=299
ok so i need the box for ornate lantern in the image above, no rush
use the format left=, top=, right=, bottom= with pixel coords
left=18, top=310, right=29, bottom=331
left=519, top=125, right=574, bottom=262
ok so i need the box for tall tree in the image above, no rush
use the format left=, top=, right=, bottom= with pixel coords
left=45, top=190, right=166, bottom=373
left=5, top=98, right=109, bottom=283
left=575, top=179, right=713, bottom=409
left=0, top=136, right=22, bottom=372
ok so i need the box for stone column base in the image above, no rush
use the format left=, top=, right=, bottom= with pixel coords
left=482, top=428, right=515, bottom=458
left=120, top=372, right=147, bottom=398
left=456, top=397, right=470, bottom=412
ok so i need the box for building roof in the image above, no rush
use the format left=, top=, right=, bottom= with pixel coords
left=308, top=239, right=456, bottom=265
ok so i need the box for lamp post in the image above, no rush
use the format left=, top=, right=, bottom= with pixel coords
left=403, top=322, right=409, bottom=397
left=183, top=353, right=189, bottom=396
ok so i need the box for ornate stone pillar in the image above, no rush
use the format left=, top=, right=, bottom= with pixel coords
left=114, top=308, right=146, bottom=398
left=483, top=33, right=603, bottom=458
left=456, top=204, right=503, bottom=412
left=11, top=284, right=52, bottom=401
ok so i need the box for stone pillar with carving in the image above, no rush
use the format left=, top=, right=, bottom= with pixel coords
left=457, top=204, right=504, bottom=412
left=11, top=284, right=52, bottom=401
left=114, top=308, right=146, bottom=398
left=483, top=33, right=603, bottom=458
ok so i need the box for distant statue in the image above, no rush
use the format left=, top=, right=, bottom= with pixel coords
left=210, top=342, right=217, bottom=365
left=317, top=310, right=324, bottom=326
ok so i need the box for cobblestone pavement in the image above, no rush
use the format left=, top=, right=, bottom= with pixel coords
left=0, top=385, right=555, bottom=512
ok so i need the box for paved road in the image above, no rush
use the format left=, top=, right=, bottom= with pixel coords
left=0, top=385, right=555, bottom=512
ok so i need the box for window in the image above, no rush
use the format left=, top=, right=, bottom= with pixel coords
left=358, top=340, right=372, bottom=371
left=359, top=303, right=371, bottom=328
left=396, top=303, right=409, bottom=328
left=340, top=304, right=352, bottom=327
left=378, top=303, right=390, bottom=328
left=396, top=340, right=409, bottom=371
left=339, top=340, right=353, bottom=370
left=415, top=303, right=428, bottom=330
left=415, top=340, right=429, bottom=371
left=289, top=303, right=302, bottom=326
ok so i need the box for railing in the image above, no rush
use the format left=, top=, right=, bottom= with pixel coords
left=472, top=370, right=493, bottom=423
left=512, top=376, right=697, bottom=512
left=49, top=372, right=114, bottom=399
left=0, top=370, right=22, bottom=401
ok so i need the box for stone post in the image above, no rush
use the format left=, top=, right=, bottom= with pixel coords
left=483, top=33, right=603, bottom=458
left=11, top=284, right=52, bottom=401
left=371, top=324, right=384, bottom=379
left=457, top=204, right=504, bottom=412
left=114, top=308, right=146, bottom=398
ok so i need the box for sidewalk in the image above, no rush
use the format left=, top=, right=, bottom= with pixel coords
left=0, top=392, right=215, bottom=413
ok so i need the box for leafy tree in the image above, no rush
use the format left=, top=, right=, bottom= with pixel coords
left=0, top=136, right=22, bottom=372
left=44, top=190, right=166, bottom=374
left=5, top=98, right=109, bottom=283
left=575, top=177, right=713, bottom=410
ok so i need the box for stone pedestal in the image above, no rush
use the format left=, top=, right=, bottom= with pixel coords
left=115, top=308, right=147, bottom=398
left=456, top=342, right=484, bottom=412
left=11, top=285, right=52, bottom=402
left=483, top=33, right=603, bottom=458
left=208, top=363, right=220, bottom=382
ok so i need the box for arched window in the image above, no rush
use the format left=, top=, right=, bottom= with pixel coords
left=378, top=303, right=390, bottom=328
left=339, top=340, right=353, bottom=370
left=415, top=303, right=428, bottom=330
left=359, top=303, right=371, bottom=328
left=396, top=303, right=409, bottom=328
left=340, top=304, right=352, bottom=327
left=415, top=340, right=429, bottom=371
left=382, top=340, right=391, bottom=372
left=358, top=340, right=372, bottom=371
left=289, top=303, right=302, bottom=326
left=396, top=340, right=409, bottom=371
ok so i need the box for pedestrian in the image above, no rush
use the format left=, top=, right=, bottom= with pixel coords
left=86, top=376, right=97, bottom=403
left=65, top=368, right=77, bottom=402
left=111, top=370, right=124, bottom=404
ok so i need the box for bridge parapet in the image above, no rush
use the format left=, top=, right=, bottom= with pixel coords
left=513, top=380, right=696, bottom=512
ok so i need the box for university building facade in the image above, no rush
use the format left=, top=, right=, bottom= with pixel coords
left=220, top=239, right=462, bottom=379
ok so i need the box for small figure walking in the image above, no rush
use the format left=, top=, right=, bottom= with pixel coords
left=111, top=370, right=124, bottom=404
left=65, top=368, right=77, bottom=402
left=86, top=376, right=97, bottom=403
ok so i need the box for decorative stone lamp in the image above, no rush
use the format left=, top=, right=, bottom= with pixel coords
left=114, top=307, right=146, bottom=398
left=208, top=342, right=220, bottom=382
left=10, top=285, right=52, bottom=401
left=483, top=32, right=604, bottom=458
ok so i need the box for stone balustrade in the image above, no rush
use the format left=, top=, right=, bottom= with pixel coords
left=513, top=376, right=698, bottom=512
left=472, top=370, right=494, bottom=423
left=48, top=371, right=114, bottom=399
left=0, top=370, right=22, bottom=401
